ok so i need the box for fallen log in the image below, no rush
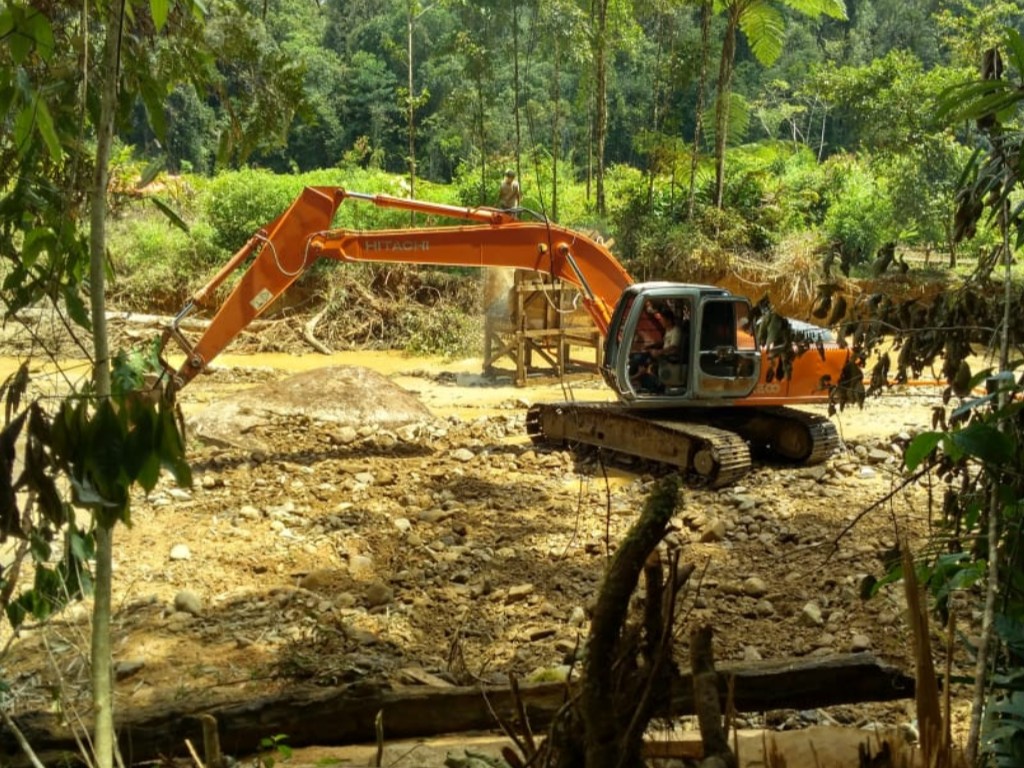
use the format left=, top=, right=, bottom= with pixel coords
left=3, top=653, right=913, bottom=766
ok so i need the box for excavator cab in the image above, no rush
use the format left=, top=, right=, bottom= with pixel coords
left=602, top=283, right=761, bottom=406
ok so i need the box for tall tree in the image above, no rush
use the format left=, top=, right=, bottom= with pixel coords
left=593, top=0, right=610, bottom=215
left=1, top=4, right=202, bottom=767
left=711, top=0, right=847, bottom=208
left=688, top=0, right=713, bottom=219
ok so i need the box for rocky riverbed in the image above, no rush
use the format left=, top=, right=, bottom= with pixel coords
left=0, top=353, right=974, bottom=765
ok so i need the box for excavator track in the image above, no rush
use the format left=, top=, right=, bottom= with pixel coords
left=526, top=402, right=752, bottom=488
left=525, top=403, right=839, bottom=488
left=709, top=406, right=840, bottom=466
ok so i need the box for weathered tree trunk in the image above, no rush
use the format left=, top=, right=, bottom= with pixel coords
left=714, top=11, right=739, bottom=210
left=580, top=476, right=679, bottom=767
left=688, top=0, right=712, bottom=220
left=593, top=0, right=609, bottom=217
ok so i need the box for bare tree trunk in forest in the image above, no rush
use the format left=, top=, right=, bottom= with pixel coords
left=593, top=0, right=609, bottom=217
left=407, top=3, right=416, bottom=207
left=90, top=1, right=124, bottom=766
left=646, top=6, right=670, bottom=211
left=552, top=34, right=561, bottom=221
left=587, top=116, right=593, bottom=203
left=688, top=0, right=712, bottom=220
left=714, top=11, right=739, bottom=210
left=477, top=71, right=486, bottom=203
left=512, top=1, right=522, bottom=180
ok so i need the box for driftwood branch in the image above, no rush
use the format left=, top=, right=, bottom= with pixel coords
left=302, top=308, right=333, bottom=355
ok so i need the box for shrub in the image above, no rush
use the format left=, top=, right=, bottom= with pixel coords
left=400, top=303, right=483, bottom=358
left=821, top=157, right=895, bottom=267
left=204, top=170, right=307, bottom=250
left=108, top=218, right=228, bottom=311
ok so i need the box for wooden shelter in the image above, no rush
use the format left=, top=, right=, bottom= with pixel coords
left=483, top=269, right=603, bottom=386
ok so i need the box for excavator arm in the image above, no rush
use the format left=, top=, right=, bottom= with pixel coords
left=160, top=186, right=633, bottom=392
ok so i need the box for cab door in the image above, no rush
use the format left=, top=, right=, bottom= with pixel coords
left=693, top=297, right=760, bottom=399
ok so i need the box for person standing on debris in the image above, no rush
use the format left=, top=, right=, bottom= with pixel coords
left=497, top=169, right=521, bottom=211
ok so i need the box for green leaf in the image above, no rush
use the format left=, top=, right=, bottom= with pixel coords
left=86, top=400, right=127, bottom=496
left=29, top=531, right=51, bottom=562
left=69, top=475, right=113, bottom=508
left=1004, top=27, right=1024, bottom=75
left=951, top=423, right=1016, bottom=465
left=151, top=0, right=170, bottom=31
left=69, top=529, right=93, bottom=562
left=136, top=451, right=162, bottom=493
left=904, top=431, right=944, bottom=470
left=32, top=97, right=62, bottom=160
left=0, top=9, right=14, bottom=38
left=140, top=79, right=168, bottom=141
left=25, top=9, right=55, bottom=62
left=157, top=404, right=192, bottom=488
left=139, top=159, right=164, bottom=188
left=123, top=404, right=157, bottom=483
left=739, top=3, right=785, bottom=66
left=13, top=104, right=34, bottom=157
left=784, top=0, right=847, bottom=20
left=8, top=11, right=32, bottom=64
left=149, top=197, right=190, bottom=233
left=63, top=286, right=90, bottom=329
left=6, top=600, right=26, bottom=629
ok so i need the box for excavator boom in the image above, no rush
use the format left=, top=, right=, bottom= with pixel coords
left=163, top=187, right=630, bottom=391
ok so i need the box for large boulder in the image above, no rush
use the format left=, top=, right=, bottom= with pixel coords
left=188, top=365, right=433, bottom=451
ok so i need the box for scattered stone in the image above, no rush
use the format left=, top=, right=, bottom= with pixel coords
left=568, top=606, right=587, bottom=627
left=331, top=426, right=359, bottom=445
left=348, top=554, right=374, bottom=577
left=800, top=601, right=824, bottom=627
left=298, top=570, right=341, bottom=591
left=173, top=590, right=202, bottom=616
left=419, top=509, right=455, bottom=524
left=169, top=544, right=191, bottom=561
left=115, top=660, right=145, bottom=680
left=743, top=646, right=763, bottom=662
left=506, top=584, right=535, bottom=603
left=743, top=576, right=768, bottom=598
left=700, top=519, right=728, bottom=542
left=866, top=448, right=891, bottom=464
left=364, top=582, right=394, bottom=608
left=797, top=466, right=829, bottom=482
left=528, top=627, right=557, bottom=642
left=850, top=634, right=872, bottom=653
left=393, top=517, right=412, bottom=533
left=451, top=448, right=475, bottom=463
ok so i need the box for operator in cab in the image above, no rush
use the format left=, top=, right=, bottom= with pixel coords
left=630, top=304, right=687, bottom=393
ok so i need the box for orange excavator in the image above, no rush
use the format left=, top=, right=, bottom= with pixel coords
left=158, top=186, right=852, bottom=486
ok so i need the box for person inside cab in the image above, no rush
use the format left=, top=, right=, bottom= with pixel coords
left=629, top=303, right=689, bottom=394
